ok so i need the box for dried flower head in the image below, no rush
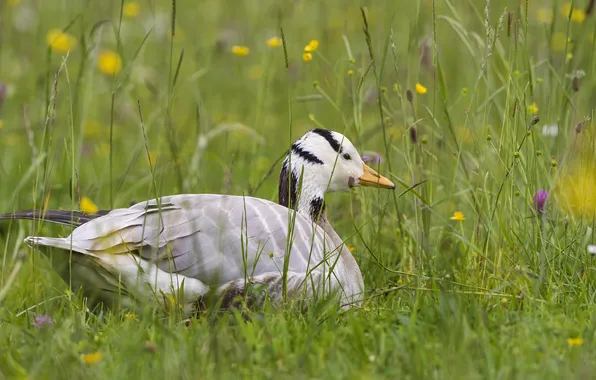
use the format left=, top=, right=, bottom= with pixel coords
left=144, top=342, right=158, bottom=353
left=409, top=126, right=418, bottom=143
left=0, top=82, right=6, bottom=105
left=531, top=116, right=540, bottom=125
left=572, top=77, right=580, bottom=92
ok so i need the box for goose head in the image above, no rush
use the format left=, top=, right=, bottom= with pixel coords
left=278, top=129, right=395, bottom=222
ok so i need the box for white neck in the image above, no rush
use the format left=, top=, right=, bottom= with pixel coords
left=278, top=163, right=327, bottom=224
left=277, top=160, right=364, bottom=304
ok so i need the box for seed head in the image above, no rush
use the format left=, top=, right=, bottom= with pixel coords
left=409, top=126, right=418, bottom=143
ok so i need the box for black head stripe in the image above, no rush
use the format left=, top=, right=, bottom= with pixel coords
left=292, top=142, right=324, bottom=165
left=278, top=160, right=298, bottom=209
left=310, top=197, right=326, bottom=222
left=312, top=128, right=343, bottom=153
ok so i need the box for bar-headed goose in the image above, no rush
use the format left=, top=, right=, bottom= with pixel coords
left=0, top=129, right=394, bottom=314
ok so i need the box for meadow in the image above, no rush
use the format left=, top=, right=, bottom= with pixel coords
left=0, top=0, right=596, bottom=378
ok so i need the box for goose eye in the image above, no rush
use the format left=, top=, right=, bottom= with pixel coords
left=342, top=153, right=352, bottom=160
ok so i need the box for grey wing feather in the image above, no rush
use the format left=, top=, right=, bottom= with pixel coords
left=65, top=194, right=334, bottom=287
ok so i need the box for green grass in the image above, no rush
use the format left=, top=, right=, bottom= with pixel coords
left=1, top=0, right=596, bottom=378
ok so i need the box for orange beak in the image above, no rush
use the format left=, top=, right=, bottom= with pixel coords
left=358, top=164, right=395, bottom=189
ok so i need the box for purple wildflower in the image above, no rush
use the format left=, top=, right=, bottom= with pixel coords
left=533, top=190, right=548, bottom=214
left=361, top=152, right=383, bottom=165
left=32, top=315, right=53, bottom=329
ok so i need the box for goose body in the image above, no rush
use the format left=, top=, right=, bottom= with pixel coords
left=1, top=129, right=394, bottom=314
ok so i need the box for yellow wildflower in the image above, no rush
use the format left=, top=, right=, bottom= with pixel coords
left=551, top=33, right=571, bottom=52
left=567, top=337, right=584, bottom=347
left=83, top=120, right=102, bottom=138
left=123, top=2, right=140, bottom=18
left=555, top=163, right=596, bottom=219
left=303, top=52, right=312, bottom=62
left=536, top=8, right=553, bottom=23
left=528, top=102, right=539, bottom=114
left=347, top=70, right=354, bottom=76
left=304, top=40, right=319, bottom=52
left=8, top=0, right=21, bottom=6
left=572, top=12, right=586, bottom=24
left=82, top=352, right=103, bottom=365
left=97, top=50, right=122, bottom=76
left=266, top=36, right=282, bottom=48
left=124, top=312, right=138, bottom=320
left=46, top=29, right=77, bottom=54
left=450, top=211, right=465, bottom=221
left=347, top=245, right=356, bottom=253
left=80, top=196, right=99, bottom=214
left=231, top=45, right=250, bottom=56
left=561, top=3, right=586, bottom=23
left=415, top=83, right=427, bottom=94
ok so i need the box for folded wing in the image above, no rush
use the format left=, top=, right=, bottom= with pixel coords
left=61, top=194, right=337, bottom=287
